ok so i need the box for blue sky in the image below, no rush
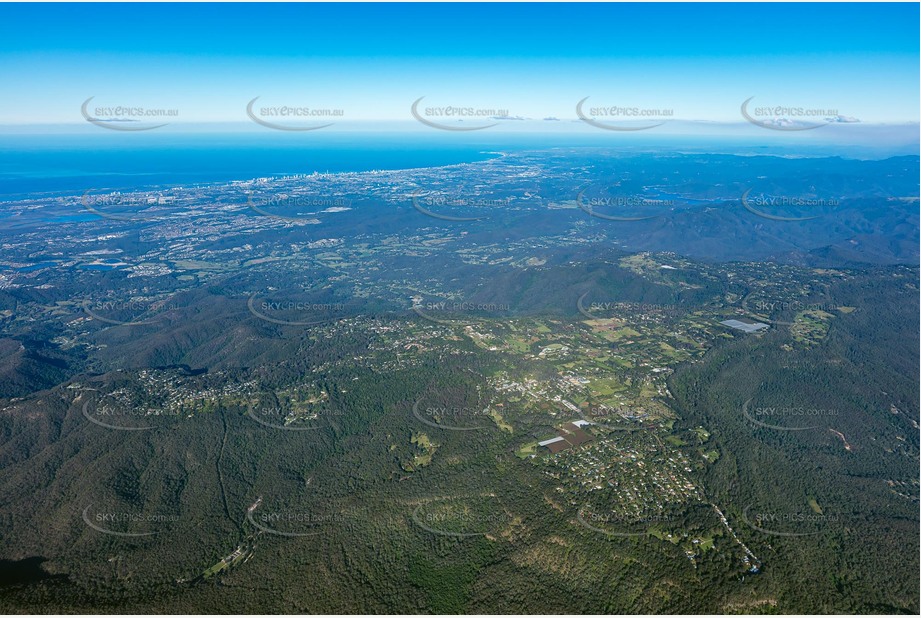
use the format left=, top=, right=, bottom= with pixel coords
left=0, top=2, right=918, bottom=125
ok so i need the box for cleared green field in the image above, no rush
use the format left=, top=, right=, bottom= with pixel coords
left=515, top=441, right=538, bottom=458
left=504, top=336, right=532, bottom=353
left=666, top=435, right=686, bottom=446
left=808, top=497, right=823, bottom=514
left=588, top=377, right=626, bottom=397
left=598, top=327, right=642, bottom=342
left=699, top=536, right=716, bottom=552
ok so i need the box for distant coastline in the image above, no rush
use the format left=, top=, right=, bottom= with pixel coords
left=0, top=125, right=917, bottom=200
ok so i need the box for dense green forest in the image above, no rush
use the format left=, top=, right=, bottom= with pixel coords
left=0, top=261, right=917, bottom=614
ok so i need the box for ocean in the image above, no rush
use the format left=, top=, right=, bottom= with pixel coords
left=1, top=124, right=915, bottom=200
left=0, top=132, right=508, bottom=199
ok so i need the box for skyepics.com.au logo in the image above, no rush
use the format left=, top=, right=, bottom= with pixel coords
left=578, top=299, right=677, bottom=320
left=411, top=495, right=510, bottom=538
left=82, top=504, right=179, bottom=537
left=247, top=192, right=351, bottom=223
left=247, top=293, right=346, bottom=327
left=411, top=190, right=510, bottom=222
left=81, top=97, right=178, bottom=131
left=82, top=298, right=179, bottom=327
left=411, top=398, right=491, bottom=432
left=751, top=299, right=840, bottom=314
left=82, top=399, right=154, bottom=431
left=740, top=97, right=856, bottom=131
left=576, top=97, right=674, bottom=131
left=411, top=97, right=510, bottom=131
left=576, top=408, right=650, bottom=433
left=577, top=507, right=670, bottom=537
left=739, top=294, right=839, bottom=327
left=411, top=298, right=511, bottom=327
left=246, top=401, right=344, bottom=431
left=247, top=499, right=352, bottom=537
left=576, top=291, right=677, bottom=321
left=741, top=504, right=838, bottom=537
left=81, top=190, right=186, bottom=222
left=576, top=188, right=672, bottom=222
left=742, top=398, right=838, bottom=432
left=741, top=189, right=839, bottom=222
left=246, top=96, right=344, bottom=131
